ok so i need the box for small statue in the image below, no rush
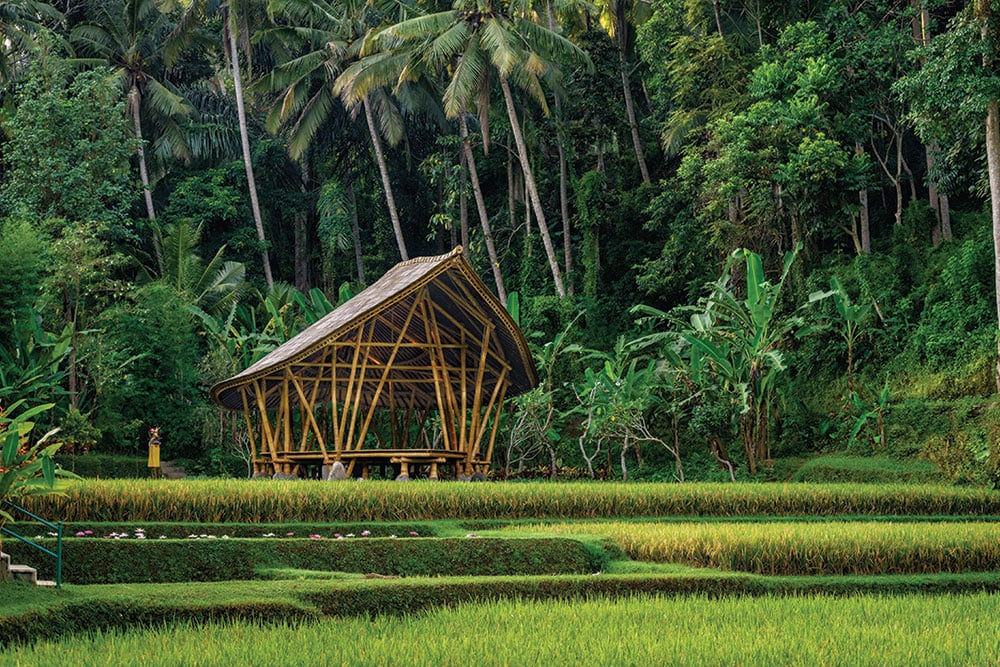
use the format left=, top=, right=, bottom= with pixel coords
left=147, top=427, right=161, bottom=479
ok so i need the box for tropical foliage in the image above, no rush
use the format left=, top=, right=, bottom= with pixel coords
left=1, top=0, right=1000, bottom=483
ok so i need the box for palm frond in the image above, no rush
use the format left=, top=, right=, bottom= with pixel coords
left=479, top=17, right=522, bottom=78
left=287, top=87, right=336, bottom=159
left=372, top=89, right=404, bottom=147
left=145, top=78, right=194, bottom=118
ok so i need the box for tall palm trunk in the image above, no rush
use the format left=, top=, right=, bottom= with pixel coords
left=363, top=96, right=408, bottom=261
left=294, top=155, right=310, bottom=291
left=500, top=76, right=566, bottom=298
left=460, top=113, right=506, bottom=305
left=346, top=180, right=365, bottom=284
left=227, top=24, right=274, bottom=288
left=987, top=99, right=1000, bottom=391
left=547, top=0, right=574, bottom=294
left=130, top=84, right=164, bottom=275
left=616, top=17, right=650, bottom=185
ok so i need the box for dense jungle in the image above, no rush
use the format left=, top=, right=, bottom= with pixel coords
left=2, top=0, right=1000, bottom=485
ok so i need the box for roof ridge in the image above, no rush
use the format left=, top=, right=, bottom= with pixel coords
left=396, top=246, right=463, bottom=268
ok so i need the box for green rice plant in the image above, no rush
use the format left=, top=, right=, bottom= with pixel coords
left=522, top=520, right=1000, bottom=575
left=3, top=593, right=999, bottom=666
left=18, top=479, right=1000, bottom=523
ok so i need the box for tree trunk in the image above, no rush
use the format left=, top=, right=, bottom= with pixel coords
left=547, top=0, right=574, bottom=295
left=130, top=84, right=163, bottom=275
left=227, top=26, right=274, bottom=289
left=294, top=155, right=310, bottom=291
left=987, top=99, right=1000, bottom=392
left=460, top=113, right=507, bottom=305
left=499, top=76, right=566, bottom=298
left=618, top=37, right=650, bottom=184
left=975, top=0, right=1000, bottom=390
left=712, top=0, right=724, bottom=39
left=859, top=189, right=871, bottom=253
left=346, top=180, right=365, bottom=284
left=363, top=96, right=409, bottom=261
left=458, top=149, right=469, bottom=249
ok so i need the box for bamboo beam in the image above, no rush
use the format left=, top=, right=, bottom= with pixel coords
left=421, top=297, right=453, bottom=453
left=355, top=290, right=423, bottom=450
left=481, top=381, right=508, bottom=470
left=470, top=367, right=508, bottom=467
left=291, top=373, right=328, bottom=455
left=240, top=388, right=259, bottom=465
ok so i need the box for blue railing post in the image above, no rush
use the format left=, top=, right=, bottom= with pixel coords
left=56, top=521, right=63, bottom=589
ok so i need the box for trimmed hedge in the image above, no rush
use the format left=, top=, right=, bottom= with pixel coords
left=4, top=537, right=606, bottom=584
left=53, top=454, right=146, bottom=479
left=4, top=572, right=1000, bottom=648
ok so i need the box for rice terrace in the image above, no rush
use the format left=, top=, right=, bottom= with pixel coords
left=1, top=480, right=1000, bottom=665
left=8, top=0, right=1000, bottom=662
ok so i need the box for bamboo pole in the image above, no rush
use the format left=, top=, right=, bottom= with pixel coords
left=471, top=368, right=508, bottom=468
left=252, top=379, right=279, bottom=463
left=481, top=381, right=508, bottom=470
left=291, top=374, right=327, bottom=455
left=459, top=329, right=468, bottom=453
left=344, top=322, right=376, bottom=450
left=421, top=297, right=453, bottom=452
left=240, top=388, right=259, bottom=466
left=355, top=292, right=422, bottom=449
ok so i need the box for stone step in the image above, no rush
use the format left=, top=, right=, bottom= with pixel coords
left=9, top=564, right=37, bottom=584
left=160, top=460, right=186, bottom=480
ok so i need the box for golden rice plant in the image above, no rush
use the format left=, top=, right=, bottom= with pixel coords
left=527, top=520, right=1000, bottom=575
left=18, top=479, right=1000, bottom=523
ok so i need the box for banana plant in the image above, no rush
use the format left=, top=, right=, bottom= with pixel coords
left=812, top=275, right=872, bottom=386
left=0, top=401, right=76, bottom=531
left=635, top=245, right=823, bottom=476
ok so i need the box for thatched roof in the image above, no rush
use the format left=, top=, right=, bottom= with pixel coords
left=211, top=247, right=538, bottom=411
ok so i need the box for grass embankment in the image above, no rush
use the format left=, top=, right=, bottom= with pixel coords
left=4, top=591, right=1000, bottom=665
left=21, top=479, right=1000, bottom=522
left=4, top=571, right=1000, bottom=649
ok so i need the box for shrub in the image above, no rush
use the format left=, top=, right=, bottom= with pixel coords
left=5, top=537, right=603, bottom=584
left=790, top=454, right=944, bottom=484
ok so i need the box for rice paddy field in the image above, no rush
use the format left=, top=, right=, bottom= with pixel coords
left=4, top=479, right=1000, bottom=665
left=3, top=593, right=999, bottom=666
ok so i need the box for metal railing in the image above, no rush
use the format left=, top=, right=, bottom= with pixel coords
left=1, top=500, right=62, bottom=588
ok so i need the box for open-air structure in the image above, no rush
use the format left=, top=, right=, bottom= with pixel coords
left=211, top=248, right=538, bottom=480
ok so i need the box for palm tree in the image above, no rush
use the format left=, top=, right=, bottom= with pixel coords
left=259, top=0, right=414, bottom=261
left=153, top=219, right=247, bottom=314
left=0, top=0, right=63, bottom=87
left=70, top=0, right=194, bottom=273
left=169, top=0, right=275, bottom=287
left=595, top=0, right=651, bottom=184
left=354, top=0, right=592, bottom=298
left=335, top=34, right=510, bottom=302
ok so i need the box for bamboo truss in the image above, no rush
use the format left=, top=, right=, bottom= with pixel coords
left=211, top=248, right=538, bottom=479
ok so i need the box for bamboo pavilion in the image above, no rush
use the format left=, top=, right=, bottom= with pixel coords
left=211, top=248, right=538, bottom=480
